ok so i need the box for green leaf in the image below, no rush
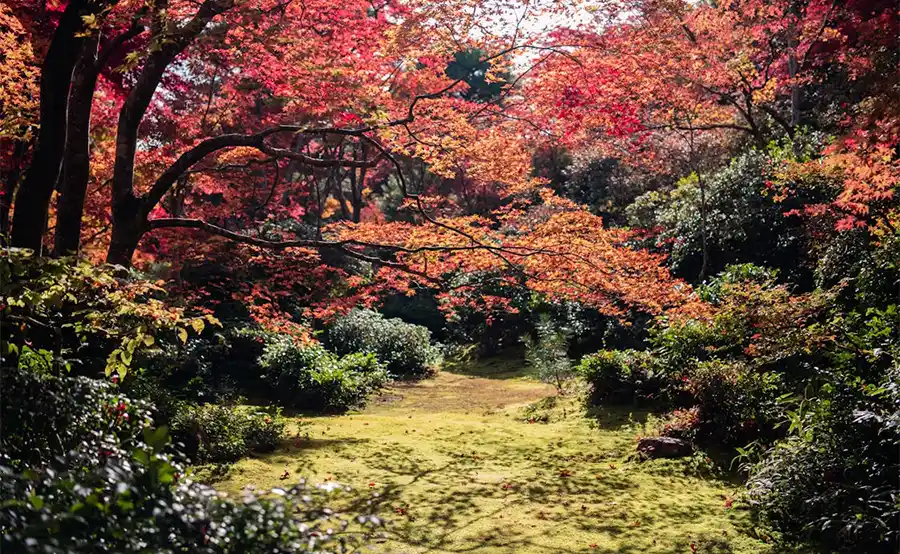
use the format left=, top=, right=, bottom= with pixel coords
left=133, top=448, right=150, bottom=466
left=143, top=426, right=170, bottom=451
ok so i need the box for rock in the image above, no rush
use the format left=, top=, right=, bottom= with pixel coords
left=637, top=436, right=692, bottom=459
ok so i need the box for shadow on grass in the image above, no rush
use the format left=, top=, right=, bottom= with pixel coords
left=444, top=348, right=540, bottom=381
left=309, top=434, right=759, bottom=554
left=585, top=405, right=652, bottom=431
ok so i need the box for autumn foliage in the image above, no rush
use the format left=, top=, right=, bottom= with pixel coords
left=1, top=0, right=897, bottom=330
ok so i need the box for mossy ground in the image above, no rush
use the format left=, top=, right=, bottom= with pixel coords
left=215, top=357, right=780, bottom=554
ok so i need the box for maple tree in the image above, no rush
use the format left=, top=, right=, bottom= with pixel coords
left=518, top=0, right=898, bottom=284
left=3, top=0, right=896, bottom=327
left=2, top=2, right=899, bottom=552
left=2, top=0, right=708, bottom=331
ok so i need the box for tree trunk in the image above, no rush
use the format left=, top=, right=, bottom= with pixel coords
left=54, top=33, right=102, bottom=256
left=106, top=193, right=144, bottom=266
left=698, top=171, right=709, bottom=281
left=1, top=140, right=27, bottom=242
left=107, top=0, right=231, bottom=266
left=10, top=0, right=92, bottom=252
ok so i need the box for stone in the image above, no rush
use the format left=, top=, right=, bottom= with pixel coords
left=636, top=436, right=692, bottom=459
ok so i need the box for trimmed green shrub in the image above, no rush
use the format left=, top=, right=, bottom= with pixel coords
left=327, top=309, right=440, bottom=377
left=259, top=337, right=389, bottom=412
left=170, top=403, right=285, bottom=464
left=576, top=349, right=670, bottom=404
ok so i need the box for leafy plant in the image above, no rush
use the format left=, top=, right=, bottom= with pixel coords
left=747, top=369, right=900, bottom=552
left=576, top=349, right=670, bottom=405
left=0, top=362, right=382, bottom=553
left=523, top=317, right=573, bottom=395
left=170, top=403, right=285, bottom=464
left=0, top=249, right=215, bottom=380
left=327, top=309, right=441, bottom=378
left=259, top=336, right=389, bottom=412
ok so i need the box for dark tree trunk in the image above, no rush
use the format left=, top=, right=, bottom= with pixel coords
left=107, top=0, right=231, bottom=266
left=106, top=193, right=143, bottom=266
left=1, top=140, right=27, bottom=242
left=698, top=170, right=709, bottom=281
left=10, top=0, right=92, bottom=252
left=54, top=32, right=102, bottom=256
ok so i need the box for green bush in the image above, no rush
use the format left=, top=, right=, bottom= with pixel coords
left=170, top=403, right=285, bottom=464
left=747, top=370, right=900, bottom=552
left=259, top=337, right=389, bottom=412
left=576, top=349, right=670, bottom=404
left=0, top=362, right=154, bottom=472
left=130, top=325, right=275, bottom=412
left=0, top=371, right=379, bottom=553
left=327, top=309, right=440, bottom=377
left=686, top=360, right=783, bottom=446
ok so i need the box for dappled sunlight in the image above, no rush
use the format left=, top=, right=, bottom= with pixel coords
left=218, top=363, right=774, bottom=554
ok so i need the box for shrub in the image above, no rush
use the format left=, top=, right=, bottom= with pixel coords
left=0, top=362, right=154, bottom=472
left=523, top=317, right=573, bottom=394
left=576, top=349, right=670, bottom=404
left=133, top=326, right=272, bottom=408
left=327, top=309, right=440, bottom=377
left=1, top=429, right=377, bottom=554
left=170, top=403, right=285, bottom=464
left=686, top=360, right=783, bottom=446
left=259, top=336, right=389, bottom=412
left=0, top=364, right=381, bottom=553
left=747, top=370, right=900, bottom=552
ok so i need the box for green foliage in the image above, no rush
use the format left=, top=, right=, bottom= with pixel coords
left=523, top=317, right=573, bottom=394
left=685, top=360, right=784, bottom=446
left=696, top=264, right=781, bottom=304
left=259, top=336, right=389, bottom=412
left=747, top=368, right=900, bottom=552
left=327, top=309, right=441, bottom=377
left=816, top=229, right=900, bottom=310
left=0, top=249, right=214, bottom=380
left=627, top=149, right=813, bottom=282
left=0, top=363, right=154, bottom=473
left=131, top=326, right=274, bottom=413
left=445, top=48, right=510, bottom=102
left=170, top=403, right=285, bottom=464
left=0, top=355, right=381, bottom=553
left=576, top=348, right=671, bottom=405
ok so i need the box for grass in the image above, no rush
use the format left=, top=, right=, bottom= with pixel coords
left=214, top=355, right=779, bottom=554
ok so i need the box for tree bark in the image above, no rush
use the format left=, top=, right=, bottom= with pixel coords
left=108, top=0, right=233, bottom=266
left=54, top=32, right=101, bottom=256
left=106, top=193, right=143, bottom=266
left=1, top=140, right=27, bottom=242
left=698, top=170, right=709, bottom=281
left=55, top=16, right=146, bottom=256
left=10, top=0, right=92, bottom=252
